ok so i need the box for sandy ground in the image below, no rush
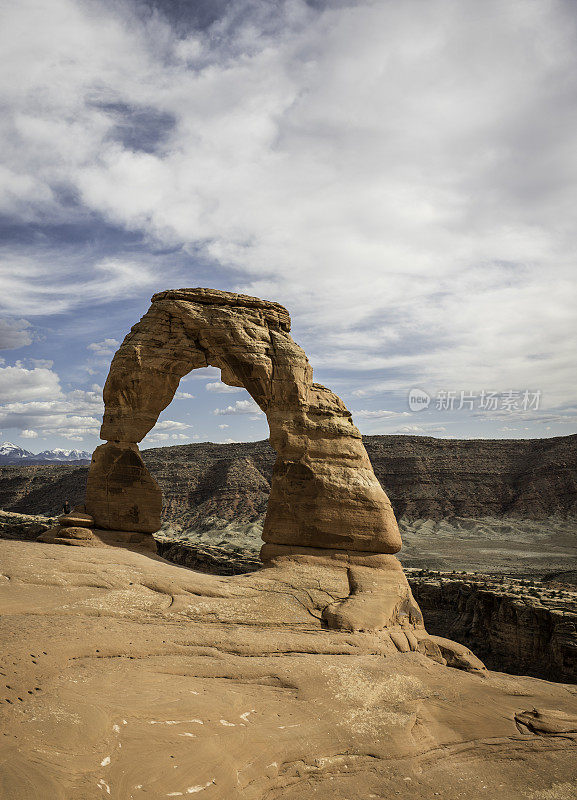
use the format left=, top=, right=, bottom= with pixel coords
left=1, top=538, right=576, bottom=799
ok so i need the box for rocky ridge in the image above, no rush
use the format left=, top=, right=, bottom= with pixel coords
left=0, top=433, right=575, bottom=523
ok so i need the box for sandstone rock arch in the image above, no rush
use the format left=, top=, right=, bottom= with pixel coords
left=85, top=288, right=401, bottom=556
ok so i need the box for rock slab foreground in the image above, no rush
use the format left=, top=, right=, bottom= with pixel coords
left=1, top=540, right=576, bottom=800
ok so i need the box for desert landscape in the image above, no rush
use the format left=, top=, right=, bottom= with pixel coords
left=1, top=288, right=576, bottom=799
left=2, top=2, right=577, bottom=796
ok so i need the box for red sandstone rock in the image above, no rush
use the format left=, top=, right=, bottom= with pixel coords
left=86, top=288, right=401, bottom=554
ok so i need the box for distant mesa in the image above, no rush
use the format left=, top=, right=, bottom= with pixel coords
left=0, top=441, right=92, bottom=466
left=2, top=434, right=575, bottom=522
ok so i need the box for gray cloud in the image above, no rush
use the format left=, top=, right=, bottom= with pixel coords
left=0, top=0, right=575, bottom=434
left=0, top=318, right=33, bottom=349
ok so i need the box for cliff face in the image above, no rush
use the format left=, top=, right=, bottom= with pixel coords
left=147, top=433, right=577, bottom=523
left=1, top=433, right=575, bottom=522
left=148, top=441, right=274, bottom=530
left=0, top=464, right=89, bottom=516
left=368, top=434, right=577, bottom=519
left=409, top=575, right=577, bottom=683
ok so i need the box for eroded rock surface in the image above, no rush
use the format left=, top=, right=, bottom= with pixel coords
left=86, top=288, right=400, bottom=555
left=411, top=573, right=577, bottom=683
left=1, top=540, right=576, bottom=800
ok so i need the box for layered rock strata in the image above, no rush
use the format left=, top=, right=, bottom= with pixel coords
left=85, top=288, right=401, bottom=555
left=410, top=574, right=577, bottom=683
left=2, top=433, right=575, bottom=522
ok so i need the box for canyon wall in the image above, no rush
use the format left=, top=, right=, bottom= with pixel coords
left=410, top=575, right=577, bottom=683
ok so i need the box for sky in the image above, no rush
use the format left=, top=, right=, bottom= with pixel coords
left=0, top=0, right=576, bottom=452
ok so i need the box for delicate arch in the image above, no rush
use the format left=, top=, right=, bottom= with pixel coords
left=85, top=288, right=401, bottom=555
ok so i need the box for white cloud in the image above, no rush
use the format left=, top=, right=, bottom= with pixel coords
left=87, top=338, right=120, bottom=357
left=145, top=432, right=170, bottom=442
left=144, top=431, right=190, bottom=444
left=140, top=420, right=192, bottom=444
left=0, top=254, right=162, bottom=317
left=0, top=401, right=101, bottom=439
left=0, top=381, right=103, bottom=439
left=174, top=391, right=195, bottom=399
left=153, top=419, right=191, bottom=431
left=21, top=428, right=38, bottom=438
left=0, top=0, right=575, bottom=419
left=0, top=364, right=62, bottom=402
left=218, top=423, right=229, bottom=429
left=206, top=381, right=243, bottom=393
left=30, top=358, right=54, bottom=369
left=395, top=424, right=447, bottom=435
left=213, top=399, right=264, bottom=416
left=180, top=368, right=221, bottom=381
left=0, top=318, right=33, bottom=350
left=353, top=409, right=411, bottom=420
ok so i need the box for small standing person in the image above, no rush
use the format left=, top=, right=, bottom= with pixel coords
left=62, top=500, right=70, bottom=515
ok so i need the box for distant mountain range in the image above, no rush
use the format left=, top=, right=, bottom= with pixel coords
left=0, top=442, right=92, bottom=465
left=0, top=434, right=575, bottom=520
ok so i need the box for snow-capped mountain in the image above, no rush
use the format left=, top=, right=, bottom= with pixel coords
left=34, top=448, right=92, bottom=463
left=0, top=442, right=36, bottom=462
left=0, top=442, right=92, bottom=465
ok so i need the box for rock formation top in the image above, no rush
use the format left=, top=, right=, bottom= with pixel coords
left=84, top=287, right=402, bottom=555
left=151, top=288, right=291, bottom=330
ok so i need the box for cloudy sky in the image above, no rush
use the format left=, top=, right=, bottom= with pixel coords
left=0, top=0, right=576, bottom=452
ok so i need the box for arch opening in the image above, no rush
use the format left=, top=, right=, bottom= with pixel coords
left=140, top=367, right=271, bottom=540
left=138, top=365, right=267, bottom=450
